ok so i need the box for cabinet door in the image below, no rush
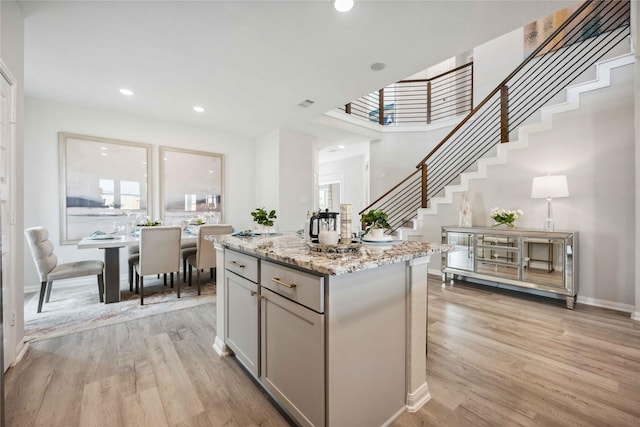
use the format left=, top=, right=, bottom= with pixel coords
left=261, top=288, right=324, bottom=427
left=442, top=231, right=474, bottom=271
left=225, top=272, right=259, bottom=377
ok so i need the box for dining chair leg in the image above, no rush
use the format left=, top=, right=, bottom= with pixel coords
left=196, top=269, right=201, bottom=296
left=188, top=265, right=192, bottom=286
left=45, top=280, right=54, bottom=303
left=140, top=276, right=144, bottom=305
left=170, top=272, right=174, bottom=288
left=129, top=265, right=134, bottom=292
left=183, top=258, right=188, bottom=283
left=97, top=273, right=105, bottom=303
left=164, top=273, right=167, bottom=287
left=210, top=267, right=214, bottom=279
left=37, top=281, right=48, bottom=313
left=177, top=274, right=181, bottom=298
left=135, top=271, right=139, bottom=294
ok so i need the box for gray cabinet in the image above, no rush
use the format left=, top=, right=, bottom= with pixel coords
left=442, top=226, right=578, bottom=308
left=224, top=249, right=260, bottom=376
left=225, top=272, right=259, bottom=376
left=260, top=260, right=325, bottom=427
left=261, top=287, right=325, bottom=427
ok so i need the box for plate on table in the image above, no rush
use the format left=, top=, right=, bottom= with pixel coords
left=361, top=237, right=402, bottom=244
left=88, top=235, right=117, bottom=240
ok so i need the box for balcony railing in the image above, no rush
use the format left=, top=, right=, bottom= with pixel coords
left=338, top=62, right=473, bottom=126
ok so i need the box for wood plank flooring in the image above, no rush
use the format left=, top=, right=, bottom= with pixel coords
left=5, top=276, right=640, bottom=426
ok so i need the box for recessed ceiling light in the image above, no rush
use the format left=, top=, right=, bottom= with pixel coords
left=370, top=62, right=386, bottom=71
left=338, top=145, right=345, bottom=149
left=334, top=0, right=354, bottom=12
left=119, top=88, right=134, bottom=96
left=193, top=106, right=205, bottom=113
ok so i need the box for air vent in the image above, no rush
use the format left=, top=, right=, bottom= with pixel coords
left=297, top=99, right=315, bottom=107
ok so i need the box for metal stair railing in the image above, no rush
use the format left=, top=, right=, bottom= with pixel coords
left=359, top=0, right=630, bottom=234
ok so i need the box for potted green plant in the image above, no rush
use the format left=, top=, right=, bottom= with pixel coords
left=361, top=209, right=390, bottom=239
left=251, top=207, right=277, bottom=234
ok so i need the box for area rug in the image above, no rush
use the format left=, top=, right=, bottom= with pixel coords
left=24, top=275, right=216, bottom=343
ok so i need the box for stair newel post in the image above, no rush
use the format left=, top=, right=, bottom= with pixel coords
left=500, top=84, right=509, bottom=143
left=421, top=163, right=428, bottom=208
left=345, top=103, right=351, bottom=115
left=426, top=81, right=432, bottom=124
left=378, top=89, right=385, bottom=125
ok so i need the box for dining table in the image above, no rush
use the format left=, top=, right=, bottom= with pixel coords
left=78, top=232, right=197, bottom=303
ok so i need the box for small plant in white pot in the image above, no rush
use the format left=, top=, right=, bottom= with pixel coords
left=361, top=209, right=390, bottom=240
left=251, top=207, right=277, bottom=234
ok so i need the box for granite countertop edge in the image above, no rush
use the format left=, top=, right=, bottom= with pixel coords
left=208, top=233, right=453, bottom=276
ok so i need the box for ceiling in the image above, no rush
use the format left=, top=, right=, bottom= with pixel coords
left=19, top=0, right=577, bottom=143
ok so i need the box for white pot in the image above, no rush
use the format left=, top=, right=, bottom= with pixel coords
left=368, top=228, right=385, bottom=239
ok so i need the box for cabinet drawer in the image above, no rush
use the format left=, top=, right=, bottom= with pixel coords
left=261, top=260, right=324, bottom=313
left=225, top=249, right=259, bottom=283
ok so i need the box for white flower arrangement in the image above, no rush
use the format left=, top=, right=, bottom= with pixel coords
left=490, top=207, right=523, bottom=227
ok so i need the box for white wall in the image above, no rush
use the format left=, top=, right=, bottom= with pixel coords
left=421, top=64, right=635, bottom=308
left=319, top=154, right=367, bottom=216
left=633, top=0, right=640, bottom=321
left=369, top=126, right=454, bottom=201
left=255, top=129, right=279, bottom=213
left=473, top=28, right=524, bottom=102
left=254, top=128, right=316, bottom=233
left=278, top=128, right=315, bottom=232
left=24, top=97, right=257, bottom=288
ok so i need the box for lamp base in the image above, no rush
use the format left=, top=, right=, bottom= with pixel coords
left=543, top=218, right=554, bottom=232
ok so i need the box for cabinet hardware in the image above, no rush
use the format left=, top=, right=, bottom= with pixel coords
left=250, top=290, right=257, bottom=296
left=271, top=277, right=296, bottom=288
left=231, top=260, right=245, bottom=268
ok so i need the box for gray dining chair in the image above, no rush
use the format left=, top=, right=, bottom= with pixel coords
left=181, top=240, right=196, bottom=283
left=128, top=243, right=139, bottom=292
left=134, top=226, right=181, bottom=304
left=24, top=226, right=104, bottom=313
left=186, top=224, right=232, bottom=294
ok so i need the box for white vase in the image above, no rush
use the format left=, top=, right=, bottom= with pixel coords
left=369, top=228, right=385, bottom=239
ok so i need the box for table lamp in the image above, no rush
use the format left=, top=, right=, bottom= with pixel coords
left=531, top=175, right=569, bottom=231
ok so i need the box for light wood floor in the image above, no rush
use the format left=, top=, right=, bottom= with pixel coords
left=6, top=277, right=640, bottom=426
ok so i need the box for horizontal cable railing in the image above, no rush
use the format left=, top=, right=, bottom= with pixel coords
left=338, top=62, right=473, bottom=126
left=360, top=0, right=630, bottom=234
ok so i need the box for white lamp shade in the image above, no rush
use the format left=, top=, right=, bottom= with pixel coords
left=531, top=175, right=569, bottom=199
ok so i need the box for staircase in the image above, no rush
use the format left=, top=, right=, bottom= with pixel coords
left=359, top=0, right=631, bottom=236
left=396, top=52, right=635, bottom=241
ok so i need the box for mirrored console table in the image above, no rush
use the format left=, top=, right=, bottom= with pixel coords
left=441, top=226, right=578, bottom=309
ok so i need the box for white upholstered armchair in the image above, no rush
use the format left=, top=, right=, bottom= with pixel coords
left=24, top=226, right=105, bottom=313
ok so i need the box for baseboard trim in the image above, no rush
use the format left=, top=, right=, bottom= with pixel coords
left=576, top=295, right=634, bottom=314
left=406, top=381, right=431, bottom=412
left=213, top=335, right=232, bottom=357
left=15, top=340, right=30, bottom=365
left=631, top=311, right=640, bottom=321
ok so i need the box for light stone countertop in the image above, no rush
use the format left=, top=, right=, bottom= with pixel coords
left=209, top=233, right=453, bottom=276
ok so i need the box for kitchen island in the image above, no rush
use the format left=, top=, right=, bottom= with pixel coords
left=211, top=233, right=451, bottom=427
